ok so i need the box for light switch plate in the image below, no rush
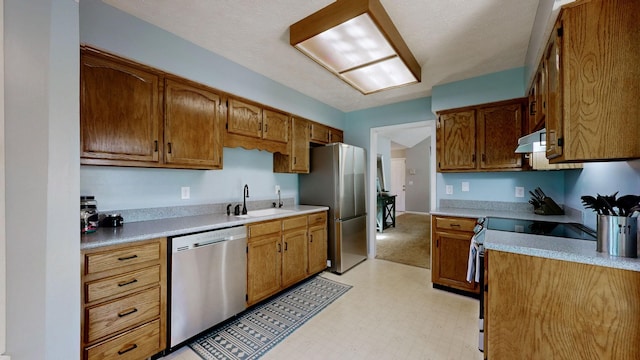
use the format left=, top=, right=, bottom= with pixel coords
left=515, top=186, right=525, bottom=198
left=181, top=186, right=190, bottom=200
left=275, top=185, right=280, bottom=194
left=462, top=182, right=470, bottom=192
left=446, top=185, right=453, bottom=195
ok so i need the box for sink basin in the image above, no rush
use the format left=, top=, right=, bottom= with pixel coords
left=235, top=208, right=294, bottom=218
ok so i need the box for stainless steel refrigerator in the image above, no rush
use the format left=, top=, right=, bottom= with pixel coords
left=299, top=143, right=367, bottom=274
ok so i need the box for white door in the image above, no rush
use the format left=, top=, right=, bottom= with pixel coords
left=390, top=158, right=406, bottom=212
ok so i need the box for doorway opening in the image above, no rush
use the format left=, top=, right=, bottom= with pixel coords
left=369, top=121, right=436, bottom=269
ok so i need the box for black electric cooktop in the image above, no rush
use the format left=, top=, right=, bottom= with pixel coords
left=486, top=217, right=597, bottom=241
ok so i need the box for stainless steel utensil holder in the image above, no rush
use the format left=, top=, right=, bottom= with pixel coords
left=596, top=215, right=638, bottom=258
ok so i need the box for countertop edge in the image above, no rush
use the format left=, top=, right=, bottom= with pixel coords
left=81, top=205, right=329, bottom=251
left=484, top=229, right=640, bottom=272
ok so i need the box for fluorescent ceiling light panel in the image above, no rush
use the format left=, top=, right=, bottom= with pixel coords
left=290, top=0, right=421, bottom=95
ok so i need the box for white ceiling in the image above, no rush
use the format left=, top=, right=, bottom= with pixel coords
left=103, top=0, right=540, bottom=113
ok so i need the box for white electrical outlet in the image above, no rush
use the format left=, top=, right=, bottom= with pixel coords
left=275, top=185, right=280, bottom=194
left=445, top=185, right=453, bottom=195
left=181, top=186, right=190, bottom=200
left=462, top=182, right=470, bottom=192
left=515, top=186, right=525, bottom=198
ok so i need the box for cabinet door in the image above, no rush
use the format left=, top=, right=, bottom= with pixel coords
left=545, top=24, right=564, bottom=160
left=281, top=228, right=308, bottom=288
left=80, top=52, right=161, bottom=163
left=307, top=224, right=327, bottom=275
left=437, top=111, right=476, bottom=171
left=309, top=122, right=330, bottom=144
left=477, top=102, right=523, bottom=170
left=329, top=128, right=344, bottom=143
left=290, top=117, right=310, bottom=173
left=164, top=79, right=222, bottom=169
left=535, top=60, right=547, bottom=129
left=432, top=230, right=477, bottom=292
left=227, top=99, right=262, bottom=139
left=262, top=109, right=289, bottom=143
left=247, top=235, right=282, bottom=305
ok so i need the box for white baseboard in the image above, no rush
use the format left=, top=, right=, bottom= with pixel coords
left=0, top=355, right=10, bottom=360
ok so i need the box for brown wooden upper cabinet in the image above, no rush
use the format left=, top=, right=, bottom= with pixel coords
left=540, top=0, right=640, bottom=162
left=164, top=78, right=223, bottom=169
left=528, top=60, right=546, bottom=133
left=80, top=46, right=223, bottom=169
left=274, top=117, right=310, bottom=174
left=225, top=98, right=289, bottom=154
left=80, top=49, right=163, bottom=166
left=309, top=122, right=344, bottom=145
left=436, top=98, right=526, bottom=172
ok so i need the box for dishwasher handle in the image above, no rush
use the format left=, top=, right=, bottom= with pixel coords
left=171, top=226, right=247, bottom=253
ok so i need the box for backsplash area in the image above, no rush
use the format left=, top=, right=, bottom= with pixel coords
left=109, top=198, right=295, bottom=223
left=439, top=199, right=584, bottom=224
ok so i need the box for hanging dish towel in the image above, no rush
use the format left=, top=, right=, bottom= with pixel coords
left=466, top=234, right=480, bottom=283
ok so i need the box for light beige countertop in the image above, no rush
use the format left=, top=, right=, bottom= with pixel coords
left=431, top=207, right=580, bottom=223
left=81, top=205, right=328, bottom=250
left=484, top=229, right=640, bottom=272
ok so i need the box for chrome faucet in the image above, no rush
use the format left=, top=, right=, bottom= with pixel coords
left=242, top=184, right=249, bottom=215
left=277, top=189, right=283, bottom=208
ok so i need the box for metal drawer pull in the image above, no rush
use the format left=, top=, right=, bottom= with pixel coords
left=310, top=234, right=313, bottom=243
left=117, top=279, right=138, bottom=287
left=118, top=344, right=138, bottom=355
left=285, top=242, right=288, bottom=251
left=117, top=254, right=138, bottom=261
left=117, top=307, right=138, bottom=317
left=450, top=224, right=461, bottom=227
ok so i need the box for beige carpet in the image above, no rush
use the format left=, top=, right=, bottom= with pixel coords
left=375, top=213, right=431, bottom=269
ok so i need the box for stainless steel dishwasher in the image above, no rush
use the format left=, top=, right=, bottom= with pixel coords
left=169, top=225, right=247, bottom=350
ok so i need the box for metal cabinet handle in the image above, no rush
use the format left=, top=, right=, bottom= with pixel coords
left=277, top=243, right=281, bottom=253
left=450, top=224, right=461, bottom=227
left=117, top=279, right=138, bottom=287
left=117, top=254, right=138, bottom=261
left=309, top=234, right=313, bottom=243
left=118, top=344, right=138, bottom=355
left=117, top=307, right=138, bottom=317
left=284, top=242, right=288, bottom=251
left=167, top=142, right=172, bottom=154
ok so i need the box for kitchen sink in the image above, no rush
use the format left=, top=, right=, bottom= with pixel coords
left=235, top=208, right=294, bottom=218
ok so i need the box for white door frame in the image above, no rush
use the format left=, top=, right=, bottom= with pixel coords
left=390, top=158, right=406, bottom=212
left=369, top=121, right=436, bottom=258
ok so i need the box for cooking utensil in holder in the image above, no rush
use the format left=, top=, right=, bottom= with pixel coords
left=597, top=215, right=638, bottom=258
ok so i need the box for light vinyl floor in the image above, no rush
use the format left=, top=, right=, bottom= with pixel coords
left=162, top=259, right=483, bottom=360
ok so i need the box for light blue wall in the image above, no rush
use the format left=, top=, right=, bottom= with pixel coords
left=344, top=97, right=434, bottom=148
left=431, top=67, right=526, bottom=113
left=565, top=160, right=640, bottom=229
left=438, top=170, right=572, bottom=205
left=79, top=0, right=344, bottom=211
left=82, top=148, right=298, bottom=211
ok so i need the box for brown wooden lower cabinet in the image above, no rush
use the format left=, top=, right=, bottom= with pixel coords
left=431, top=215, right=479, bottom=294
left=487, top=250, right=640, bottom=359
left=247, top=211, right=328, bottom=306
left=81, top=238, right=167, bottom=360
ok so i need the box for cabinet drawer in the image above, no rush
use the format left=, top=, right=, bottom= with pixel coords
left=85, top=319, right=161, bottom=360
left=249, top=220, right=281, bottom=238
left=84, top=242, right=160, bottom=275
left=435, top=217, right=476, bottom=232
left=85, top=265, right=160, bottom=303
left=283, top=216, right=307, bottom=231
left=85, top=286, right=160, bottom=343
left=307, top=212, right=327, bottom=226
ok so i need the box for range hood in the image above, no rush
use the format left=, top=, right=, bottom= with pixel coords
left=515, top=129, right=546, bottom=153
